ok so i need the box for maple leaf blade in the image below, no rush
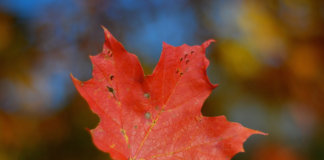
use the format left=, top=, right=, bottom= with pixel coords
left=71, top=27, right=267, bottom=160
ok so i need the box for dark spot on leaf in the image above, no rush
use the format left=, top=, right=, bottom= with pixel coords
left=186, top=60, right=189, bottom=64
left=120, top=129, right=125, bottom=135
left=191, top=51, right=194, bottom=54
left=180, top=57, right=183, bottom=62
left=144, top=93, right=150, bottom=98
left=107, top=86, right=116, bottom=98
left=145, top=112, right=151, bottom=119
left=108, top=50, right=113, bottom=57
left=110, top=75, right=114, bottom=80
left=180, top=72, right=183, bottom=76
left=184, top=54, right=188, bottom=59
left=134, top=125, right=138, bottom=129
left=176, top=68, right=179, bottom=74
left=107, top=86, right=114, bottom=93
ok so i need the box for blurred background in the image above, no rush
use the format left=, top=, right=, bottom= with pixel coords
left=0, top=0, right=323, bottom=159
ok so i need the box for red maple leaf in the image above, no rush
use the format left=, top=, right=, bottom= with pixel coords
left=71, top=27, right=266, bottom=160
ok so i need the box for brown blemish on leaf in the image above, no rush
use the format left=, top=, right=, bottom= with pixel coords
left=108, top=50, right=113, bottom=57
left=120, top=129, right=129, bottom=144
left=144, top=93, right=150, bottom=99
left=107, top=86, right=114, bottom=94
left=107, top=86, right=116, bottom=98
left=110, top=75, right=114, bottom=80
left=145, top=112, right=151, bottom=119
left=121, top=129, right=125, bottom=135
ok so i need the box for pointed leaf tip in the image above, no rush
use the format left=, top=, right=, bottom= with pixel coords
left=202, top=39, right=216, bottom=49
left=101, top=25, right=126, bottom=53
left=257, top=131, right=269, bottom=136
left=162, top=41, right=171, bottom=48
left=101, top=25, right=111, bottom=41
left=70, top=73, right=83, bottom=87
left=212, top=83, right=219, bottom=89
left=70, top=73, right=77, bottom=81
